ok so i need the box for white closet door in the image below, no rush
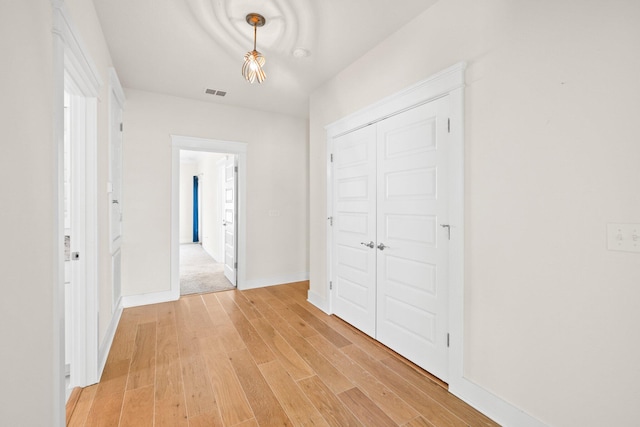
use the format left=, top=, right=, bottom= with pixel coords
left=223, top=155, right=237, bottom=285
left=109, top=94, right=123, bottom=310
left=331, top=125, right=377, bottom=337
left=375, top=97, right=450, bottom=381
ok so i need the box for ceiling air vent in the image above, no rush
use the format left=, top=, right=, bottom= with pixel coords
left=205, top=88, right=227, bottom=97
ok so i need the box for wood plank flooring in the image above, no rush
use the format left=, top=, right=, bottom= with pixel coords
left=67, top=281, right=499, bottom=427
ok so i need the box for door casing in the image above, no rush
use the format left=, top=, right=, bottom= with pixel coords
left=53, top=5, right=102, bottom=422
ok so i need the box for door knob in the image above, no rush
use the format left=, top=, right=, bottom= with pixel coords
left=377, top=243, right=387, bottom=251
left=360, top=241, right=375, bottom=249
left=222, top=220, right=227, bottom=226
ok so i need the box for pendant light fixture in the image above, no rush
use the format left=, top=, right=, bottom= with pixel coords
left=242, top=13, right=266, bottom=84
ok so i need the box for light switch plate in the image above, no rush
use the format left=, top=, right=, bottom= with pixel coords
left=607, top=223, right=640, bottom=253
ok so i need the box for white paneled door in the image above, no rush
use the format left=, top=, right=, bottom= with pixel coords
left=375, top=98, right=450, bottom=381
left=331, top=125, right=377, bottom=337
left=223, top=155, right=237, bottom=285
left=109, top=83, right=123, bottom=309
left=331, top=96, right=450, bottom=381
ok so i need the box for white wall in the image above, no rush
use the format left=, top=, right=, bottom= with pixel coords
left=122, top=89, right=309, bottom=295
left=309, top=0, right=640, bottom=426
left=0, top=1, right=56, bottom=424
left=197, top=153, right=225, bottom=261
left=179, top=161, right=197, bottom=243
left=1, top=0, right=119, bottom=423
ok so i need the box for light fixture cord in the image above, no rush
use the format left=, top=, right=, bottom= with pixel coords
left=253, top=24, right=257, bottom=51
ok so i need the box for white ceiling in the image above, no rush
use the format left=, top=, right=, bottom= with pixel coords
left=93, top=0, right=439, bottom=118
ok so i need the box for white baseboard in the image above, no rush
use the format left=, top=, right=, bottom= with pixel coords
left=121, top=289, right=179, bottom=308
left=307, top=290, right=330, bottom=314
left=98, top=296, right=123, bottom=378
left=240, top=272, right=309, bottom=290
left=121, top=272, right=310, bottom=309
left=450, top=378, right=547, bottom=427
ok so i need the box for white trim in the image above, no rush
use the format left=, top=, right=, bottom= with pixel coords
left=325, top=62, right=466, bottom=138
left=325, top=138, right=334, bottom=315
left=52, top=3, right=102, bottom=98
left=122, top=290, right=179, bottom=308
left=170, top=135, right=248, bottom=295
left=307, top=290, right=330, bottom=314
left=98, top=297, right=123, bottom=376
left=53, top=4, right=102, bottom=416
left=450, top=379, right=547, bottom=427
left=120, top=271, right=310, bottom=308
left=446, top=86, right=465, bottom=383
left=108, top=68, right=126, bottom=109
left=320, top=62, right=546, bottom=427
left=243, top=272, right=310, bottom=290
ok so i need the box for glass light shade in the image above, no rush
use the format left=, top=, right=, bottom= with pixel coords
left=242, top=50, right=266, bottom=84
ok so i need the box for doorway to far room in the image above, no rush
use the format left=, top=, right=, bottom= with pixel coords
left=179, top=150, right=236, bottom=295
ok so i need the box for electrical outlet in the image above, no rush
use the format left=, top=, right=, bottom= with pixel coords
left=607, top=223, right=640, bottom=253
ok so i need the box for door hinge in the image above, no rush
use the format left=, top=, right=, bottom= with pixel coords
left=327, top=216, right=333, bottom=226
left=234, top=262, right=238, bottom=269
left=447, top=333, right=450, bottom=348
left=234, top=166, right=238, bottom=173
left=447, top=118, right=450, bottom=133
left=330, top=153, right=334, bottom=162
left=329, top=281, right=333, bottom=290
left=120, top=122, right=123, bottom=132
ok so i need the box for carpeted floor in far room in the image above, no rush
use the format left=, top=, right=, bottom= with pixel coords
left=180, top=243, right=235, bottom=295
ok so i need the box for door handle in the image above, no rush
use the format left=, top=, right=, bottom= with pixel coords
left=440, top=224, right=451, bottom=239
left=377, top=243, right=387, bottom=251
left=360, top=241, right=375, bottom=249
left=222, top=220, right=227, bottom=226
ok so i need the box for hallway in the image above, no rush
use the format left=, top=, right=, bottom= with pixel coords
left=66, top=282, right=497, bottom=426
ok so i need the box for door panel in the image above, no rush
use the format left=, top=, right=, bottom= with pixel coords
left=109, top=88, right=123, bottom=308
left=376, top=98, right=450, bottom=381
left=331, top=125, right=377, bottom=337
left=109, top=102, right=123, bottom=250
left=223, top=155, right=237, bottom=285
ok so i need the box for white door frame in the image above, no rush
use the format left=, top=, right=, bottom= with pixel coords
left=325, top=62, right=465, bottom=386
left=53, top=2, right=102, bottom=420
left=170, top=135, right=247, bottom=296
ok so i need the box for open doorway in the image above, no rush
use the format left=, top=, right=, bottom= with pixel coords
left=171, top=135, right=247, bottom=297
left=53, top=5, right=103, bottom=420
left=178, top=150, right=236, bottom=295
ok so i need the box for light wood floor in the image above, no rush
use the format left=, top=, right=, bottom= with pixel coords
left=67, top=281, right=499, bottom=426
